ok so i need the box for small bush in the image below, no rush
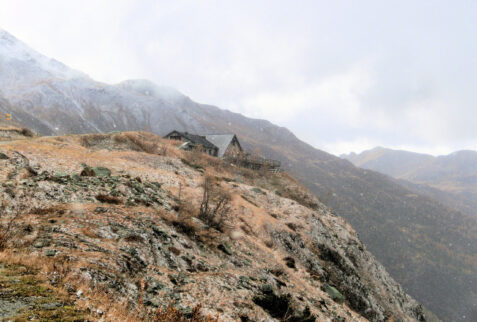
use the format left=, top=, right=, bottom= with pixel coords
left=253, top=291, right=292, bottom=319
left=20, top=127, right=34, bottom=137
left=96, top=194, right=122, bottom=204
left=168, top=246, right=181, bottom=256
left=283, top=257, right=296, bottom=269
left=172, top=219, right=197, bottom=238
left=124, top=234, right=145, bottom=243
left=264, top=240, right=275, bottom=249
left=269, top=266, right=285, bottom=277
left=253, top=289, right=315, bottom=321
left=286, top=222, right=299, bottom=231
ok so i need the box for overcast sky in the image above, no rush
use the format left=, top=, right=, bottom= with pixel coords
left=1, top=0, right=476, bottom=156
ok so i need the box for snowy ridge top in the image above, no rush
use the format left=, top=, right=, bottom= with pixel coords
left=0, top=28, right=86, bottom=80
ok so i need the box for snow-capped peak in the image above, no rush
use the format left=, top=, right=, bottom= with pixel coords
left=0, top=28, right=85, bottom=80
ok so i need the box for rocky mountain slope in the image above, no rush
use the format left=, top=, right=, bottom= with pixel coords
left=0, top=131, right=426, bottom=321
left=0, top=28, right=476, bottom=320
left=342, top=147, right=477, bottom=218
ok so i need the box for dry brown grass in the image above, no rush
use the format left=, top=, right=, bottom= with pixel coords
left=106, top=301, right=219, bottom=322
left=31, top=205, right=66, bottom=216
left=96, top=193, right=122, bottom=204
left=80, top=227, right=100, bottom=239
left=170, top=209, right=199, bottom=239
left=0, top=203, right=29, bottom=251
left=79, top=133, right=110, bottom=147
left=148, top=304, right=219, bottom=321
left=124, top=132, right=159, bottom=154
left=79, top=131, right=175, bottom=158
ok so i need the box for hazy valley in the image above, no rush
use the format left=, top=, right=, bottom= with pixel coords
left=342, top=147, right=477, bottom=218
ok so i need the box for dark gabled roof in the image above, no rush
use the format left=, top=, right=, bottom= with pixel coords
left=165, top=130, right=217, bottom=150
left=205, top=134, right=242, bottom=157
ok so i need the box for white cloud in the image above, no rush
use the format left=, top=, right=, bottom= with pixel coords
left=242, top=61, right=373, bottom=124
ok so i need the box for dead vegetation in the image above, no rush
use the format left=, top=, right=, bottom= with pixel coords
left=79, top=131, right=172, bottom=156
left=96, top=193, right=123, bottom=204
left=0, top=260, right=88, bottom=320
left=115, top=302, right=219, bottom=322
left=0, top=205, right=22, bottom=251
left=19, top=127, right=35, bottom=137
left=150, top=305, right=218, bottom=321
left=198, top=175, right=232, bottom=232
left=0, top=126, right=35, bottom=139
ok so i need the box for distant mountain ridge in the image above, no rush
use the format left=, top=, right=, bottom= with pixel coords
left=342, top=147, right=477, bottom=218
left=1, top=28, right=477, bottom=321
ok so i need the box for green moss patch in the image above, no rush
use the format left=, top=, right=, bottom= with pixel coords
left=0, top=263, right=86, bottom=321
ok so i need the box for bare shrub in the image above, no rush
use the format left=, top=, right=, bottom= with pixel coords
left=0, top=203, right=24, bottom=250
left=198, top=176, right=232, bottom=232
left=0, top=217, right=20, bottom=250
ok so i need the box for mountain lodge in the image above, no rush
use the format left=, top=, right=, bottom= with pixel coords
left=164, top=130, right=281, bottom=172
left=164, top=130, right=242, bottom=158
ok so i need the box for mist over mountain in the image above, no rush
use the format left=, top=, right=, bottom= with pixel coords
left=1, top=28, right=477, bottom=321
left=342, top=147, right=477, bottom=218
